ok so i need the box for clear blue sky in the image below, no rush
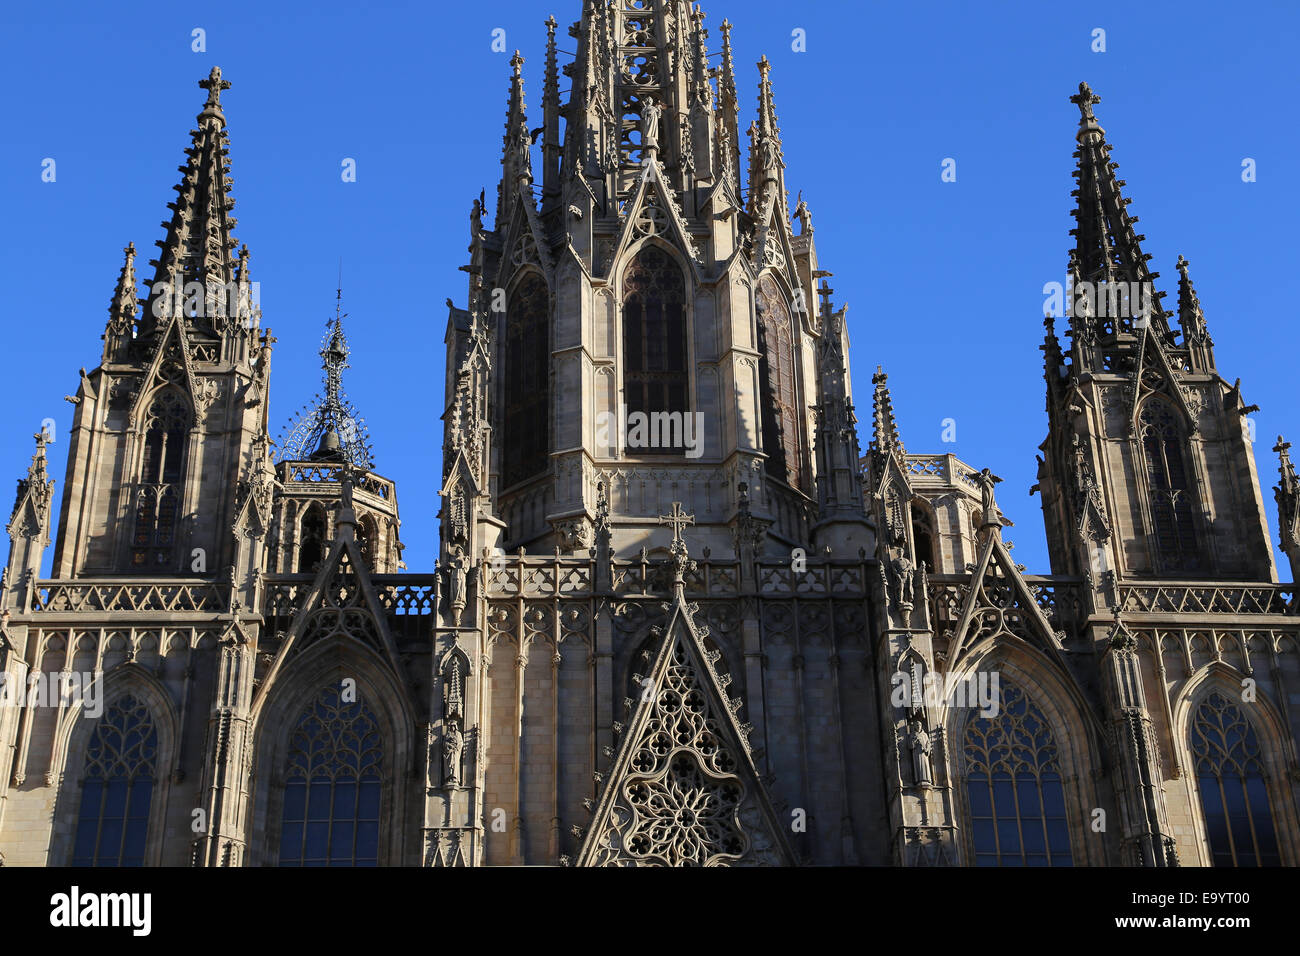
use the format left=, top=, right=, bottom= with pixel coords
left=2, top=0, right=1298, bottom=576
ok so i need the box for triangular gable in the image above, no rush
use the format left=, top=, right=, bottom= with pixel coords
left=498, top=181, right=555, bottom=288
left=576, top=597, right=795, bottom=867
left=1126, top=324, right=1197, bottom=435
left=609, top=160, right=702, bottom=277
left=943, top=532, right=1067, bottom=673
left=254, top=536, right=404, bottom=707
left=130, top=315, right=199, bottom=422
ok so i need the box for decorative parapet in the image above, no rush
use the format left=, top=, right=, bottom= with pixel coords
left=32, top=579, right=227, bottom=615
left=1115, top=582, right=1293, bottom=616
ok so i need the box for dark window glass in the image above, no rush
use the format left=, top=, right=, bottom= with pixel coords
left=278, top=684, right=384, bottom=867
left=964, top=681, right=1074, bottom=867
left=503, top=273, right=550, bottom=487
left=132, top=389, right=189, bottom=570
left=71, top=696, right=157, bottom=866
left=297, top=506, right=326, bottom=574
left=1139, top=399, right=1200, bottom=573
left=755, top=276, right=803, bottom=489
left=1191, top=692, right=1281, bottom=866
left=623, top=246, right=688, bottom=455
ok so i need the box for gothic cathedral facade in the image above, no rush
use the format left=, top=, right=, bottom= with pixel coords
left=1, top=1, right=1297, bottom=867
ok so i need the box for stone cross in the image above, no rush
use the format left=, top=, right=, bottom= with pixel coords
left=658, top=501, right=695, bottom=547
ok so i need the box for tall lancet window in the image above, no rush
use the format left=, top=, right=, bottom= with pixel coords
left=503, top=272, right=550, bottom=487
left=1191, top=692, right=1281, bottom=866
left=71, top=696, right=158, bottom=867
left=963, top=681, right=1073, bottom=866
left=756, top=276, right=803, bottom=489
left=623, top=245, right=688, bottom=454
left=278, top=684, right=384, bottom=867
left=1139, top=397, right=1200, bottom=573
left=297, top=504, right=326, bottom=574
left=132, top=389, right=189, bottom=569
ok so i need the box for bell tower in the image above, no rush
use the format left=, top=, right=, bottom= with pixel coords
left=1036, top=82, right=1275, bottom=591
left=52, top=67, right=274, bottom=579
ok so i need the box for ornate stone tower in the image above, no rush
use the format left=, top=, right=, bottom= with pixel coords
left=443, top=1, right=866, bottom=566
left=52, top=68, right=272, bottom=582
left=1036, top=82, right=1276, bottom=588
left=433, top=1, right=879, bottom=867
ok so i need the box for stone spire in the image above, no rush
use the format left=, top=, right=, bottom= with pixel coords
left=869, top=365, right=906, bottom=470
left=103, top=242, right=138, bottom=364
left=276, top=290, right=374, bottom=469
left=1176, top=254, right=1215, bottom=366
left=541, top=16, right=562, bottom=207
left=1067, top=82, right=1170, bottom=337
left=141, top=66, right=241, bottom=341
left=497, top=51, right=532, bottom=225
left=717, top=19, right=742, bottom=193
left=746, top=56, right=785, bottom=208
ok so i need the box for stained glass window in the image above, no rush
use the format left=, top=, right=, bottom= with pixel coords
left=1139, top=398, right=1200, bottom=573
left=503, top=272, right=550, bottom=486
left=278, top=684, right=384, bottom=867
left=71, top=695, right=158, bottom=867
left=756, top=276, right=803, bottom=489
left=623, top=246, right=688, bottom=454
left=963, top=681, right=1074, bottom=866
left=132, top=389, right=189, bottom=569
left=1191, top=692, right=1281, bottom=867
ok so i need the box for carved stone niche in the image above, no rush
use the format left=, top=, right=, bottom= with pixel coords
left=552, top=517, right=592, bottom=554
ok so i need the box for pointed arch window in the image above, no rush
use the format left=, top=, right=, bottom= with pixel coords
left=132, top=389, right=189, bottom=569
left=963, top=681, right=1073, bottom=866
left=503, top=272, right=550, bottom=487
left=1139, top=398, right=1200, bottom=573
left=755, top=276, right=803, bottom=489
left=623, top=245, right=688, bottom=455
left=357, top=515, right=377, bottom=571
left=1191, top=692, right=1281, bottom=866
left=297, top=505, right=326, bottom=574
left=278, top=684, right=384, bottom=867
left=71, top=695, right=158, bottom=867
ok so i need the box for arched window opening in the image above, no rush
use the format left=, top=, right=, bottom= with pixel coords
left=278, top=683, right=384, bottom=867
left=911, top=502, right=937, bottom=572
left=1139, top=398, right=1200, bottom=573
left=503, top=273, right=550, bottom=487
left=623, top=246, right=688, bottom=456
left=755, top=276, right=803, bottom=489
left=132, top=390, right=189, bottom=570
left=358, top=516, right=377, bottom=571
left=1191, top=692, right=1281, bottom=867
left=71, top=695, right=158, bottom=867
left=963, top=680, right=1073, bottom=867
left=298, top=506, right=326, bottom=574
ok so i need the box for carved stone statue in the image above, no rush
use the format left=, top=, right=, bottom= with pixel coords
left=890, top=549, right=915, bottom=610
left=908, top=716, right=934, bottom=788
left=442, top=720, right=464, bottom=788
left=446, top=545, right=469, bottom=626
left=973, top=467, right=1003, bottom=528
left=642, top=97, right=662, bottom=153
left=794, top=191, right=813, bottom=235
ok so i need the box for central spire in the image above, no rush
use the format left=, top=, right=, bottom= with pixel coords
left=277, top=288, right=374, bottom=468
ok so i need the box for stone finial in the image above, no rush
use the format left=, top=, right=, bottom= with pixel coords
left=198, top=65, right=231, bottom=118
